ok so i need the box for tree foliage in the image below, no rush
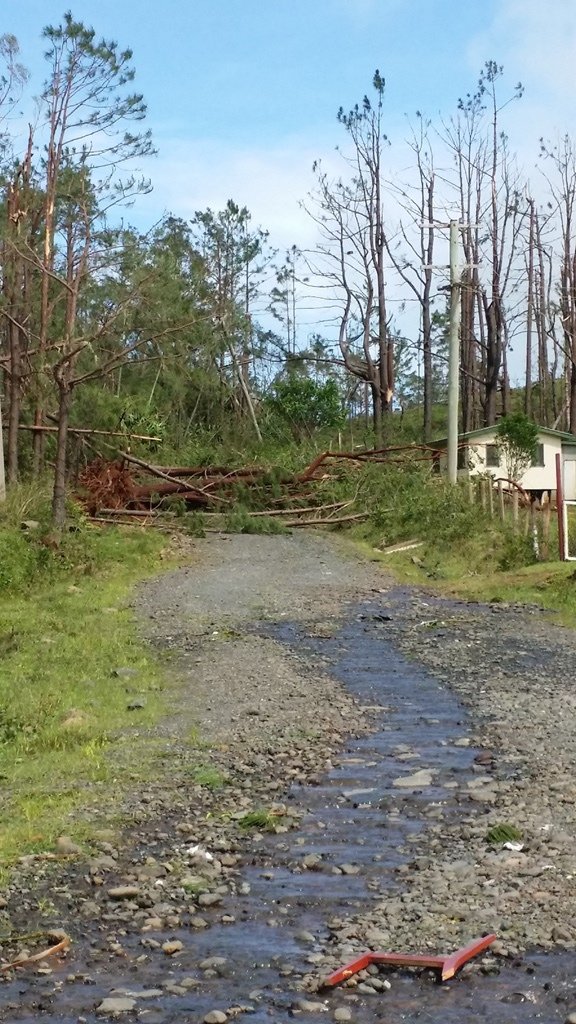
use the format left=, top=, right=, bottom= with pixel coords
left=267, top=375, right=344, bottom=440
left=496, top=412, right=539, bottom=481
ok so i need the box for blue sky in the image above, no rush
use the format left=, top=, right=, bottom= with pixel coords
left=4, top=1, right=576, bottom=374
left=8, top=0, right=570, bottom=242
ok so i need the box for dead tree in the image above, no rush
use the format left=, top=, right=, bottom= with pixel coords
left=385, top=115, right=436, bottom=440
left=305, top=72, right=394, bottom=443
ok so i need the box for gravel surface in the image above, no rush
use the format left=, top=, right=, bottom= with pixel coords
left=2, top=531, right=576, bottom=1023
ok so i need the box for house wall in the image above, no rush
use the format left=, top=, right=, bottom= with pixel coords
left=465, top=430, right=562, bottom=491
left=435, top=430, right=576, bottom=499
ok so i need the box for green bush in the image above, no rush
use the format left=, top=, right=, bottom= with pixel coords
left=497, top=531, right=537, bottom=571
left=266, top=376, right=344, bottom=440
left=357, top=466, right=487, bottom=547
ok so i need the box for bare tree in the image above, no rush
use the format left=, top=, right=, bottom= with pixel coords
left=305, top=71, right=394, bottom=443
left=540, top=135, right=576, bottom=432
left=442, top=62, right=524, bottom=429
left=0, top=34, right=29, bottom=496
left=441, top=86, right=487, bottom=431
left=191, top=201, right=271, bottom=441
left=385, top=114, right=436, bottom=440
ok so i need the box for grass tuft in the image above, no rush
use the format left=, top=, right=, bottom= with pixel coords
left=238, top=809, right=278, bottom=831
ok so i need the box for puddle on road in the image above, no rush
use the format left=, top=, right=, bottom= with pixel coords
left=2, top=597, right=574, bottom=1023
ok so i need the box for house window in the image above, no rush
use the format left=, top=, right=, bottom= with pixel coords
left=531, top=443, right=544, bottom=467
left=457, top=446, right=468, bottom=470
left=486, top=444, right=500, bottom=467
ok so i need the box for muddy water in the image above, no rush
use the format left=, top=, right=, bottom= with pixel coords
left=2, top=601, right=575, bottom=1023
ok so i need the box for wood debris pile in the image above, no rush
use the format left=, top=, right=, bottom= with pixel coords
left=75, top=446, right=407, bottom=528
left=78, top=445, right=432, bottom=527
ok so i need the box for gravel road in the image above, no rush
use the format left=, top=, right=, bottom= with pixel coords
left=2, top=531, right=576, bottom=1023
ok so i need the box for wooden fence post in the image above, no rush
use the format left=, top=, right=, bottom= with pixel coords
left=556, top=453, right=565, bottom=561
left=529, top=502, right=539, bottom=558
left=487, top=479, right=494, bottom=518
left=512, top=490, right=519, bottom=530
left=498, top=480, right=505, bottom=523
left=542, top=501, right=551, bottom=561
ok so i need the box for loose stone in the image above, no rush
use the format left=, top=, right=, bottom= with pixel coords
left=96, top=997, right=136, bottom=1015
left=107, top=886, right=140, bottom=901
left=162, top=940, right=183, bottom=955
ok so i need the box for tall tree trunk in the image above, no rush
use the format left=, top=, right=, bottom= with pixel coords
left=52, top=380, right=72, bottom=530
left=460, top=272, right=476, bottom=432
left=535, top=216, right=551, bottom=424
left=372, top=381, right=382, bottom=444
left=501, top=342, right=511, bottom=416
left=7, top=317, right=21, bottom=483
left=525, top=200, right=535, bottom=418
left=483, top=294, right=501, bottom=425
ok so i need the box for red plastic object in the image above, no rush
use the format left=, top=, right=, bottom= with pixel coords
left=322, top=933, right=497, bottom=987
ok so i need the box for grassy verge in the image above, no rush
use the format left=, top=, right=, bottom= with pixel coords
left=320, top=461, right=576, bottom=624
left=360, top=537, right=576, bottom=625
left=0, top=488, right=183, bottom=871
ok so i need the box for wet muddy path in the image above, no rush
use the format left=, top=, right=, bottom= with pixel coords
left=3, top=586, right=575, bottom=1023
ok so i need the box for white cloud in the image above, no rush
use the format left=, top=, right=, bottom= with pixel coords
left=469, top=0, right=576, bottom=135
left=144, top=135, right=330, bottom=253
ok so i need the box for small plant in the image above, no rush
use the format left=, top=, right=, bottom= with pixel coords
left=185, top=512, right=206, bottom=537
left=486, top=823, right=523, bottom=845
left=189, top=764, right=228, bottom=789
left=223, top=508, right=287, bottom=535
left=238, top=809, right=277, bottom=831
left=181, top=877, right=208, bottom=894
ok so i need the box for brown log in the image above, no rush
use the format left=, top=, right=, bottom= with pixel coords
left=296, top=451, right=331, bottom=482
left=88, top=516, right=175, bottom=531
left=232, top=501, right=349, bottom=518
left=116, top=449, right=229, bottom=504
left=155, top=465, right=268, bottom=479
left=100, top=508, right=175, bottom=517
left=297, top=447, right=440, bottom=481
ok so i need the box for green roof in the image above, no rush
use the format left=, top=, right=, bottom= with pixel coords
left=431, top=425, right=576, bottom=446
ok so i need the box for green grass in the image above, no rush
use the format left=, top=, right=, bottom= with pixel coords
left=329, top=464, right=576, bottom=624
left=0, top=488, right=178, bottom=868
left=486, top=823, right=523, bottom=845
left=238, top=809, right=278, bottom=831
left=188, top=764, right=229, bottom=789
left=365, top=536, right=576, bottom=624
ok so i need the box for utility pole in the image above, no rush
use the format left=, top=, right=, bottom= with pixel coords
left=422, top=219, right=472, bottom=483
left=447, top=220, right=461, bottom=484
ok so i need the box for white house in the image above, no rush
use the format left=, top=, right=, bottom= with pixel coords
left=430, top=426, right=576, bottom=500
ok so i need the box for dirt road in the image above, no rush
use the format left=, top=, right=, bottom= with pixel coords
left=2, top=532, right=576, bottom=1023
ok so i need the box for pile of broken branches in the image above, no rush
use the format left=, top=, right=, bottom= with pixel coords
left=78, top=444, right=421, bottom=529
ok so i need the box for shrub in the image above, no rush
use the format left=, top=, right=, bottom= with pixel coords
left=361, top=466, right=487, bottom=547
left=497, top=531, right=537, bottom=571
